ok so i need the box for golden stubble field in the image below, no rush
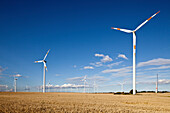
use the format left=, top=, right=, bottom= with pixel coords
left=0, top=92, right=170, bottom=113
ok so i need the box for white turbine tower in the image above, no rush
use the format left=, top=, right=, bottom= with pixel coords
left=35, top=49, right=50, bottom=93
left=14, top=77, right=18, bottom=92
left=82, top=75, right=87, bottom=93
left=156, top=74, right=158, bottom=93
left=111, top=11, right=160, bottom=95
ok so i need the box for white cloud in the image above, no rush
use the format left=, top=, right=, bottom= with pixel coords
left=73, top=65, right=77, bottom=68
left=146, top=65, right=170, bottom=70
left=90, top=54, right=113, bottom=68
left=84, top=66, right=94, bottom=69
left=137, top=58, right=170, bottom=67
left=0, top=85, right=8, bottom=88
left=107, top=61, right=123, bottom=68
left=95, top=54, right=104, bottom=57
left=118, top=54, right=128, bottom=60
left=101, top=55, right=113, bottom=63
left=95, top=53, right=113, bottom=63
left=61, top=84, right=85, bottom=88
left=158, top=79, right=170, bottom=84
left=15, top=74, right=22, bottom=77
left=102, top=66, right=132, bottom=73
left=45, top=84, right=85, bottom=89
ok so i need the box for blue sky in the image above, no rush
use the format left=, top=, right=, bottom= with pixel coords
left=0, top=0, right=170, bottom=92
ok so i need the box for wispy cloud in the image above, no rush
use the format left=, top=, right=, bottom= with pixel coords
left=0, top=85, right=8, bottom=92
left=111, top=72, right=132, bottom=77
left=88, top=75, right=110, bottom=83
left=0, top=85, right=8, bottom=88
left=118, top=54, right=128, bottom=60
left=0, top=66, right=7, bottom=75
left=0, top=66, right=4, bottom=73
left=137, top=58, right=170, bottom=67
left=136, top=79, right=170, bottom=85
left=56, top=74, right=61, bottom=76
left=67, top=76, right=83, bottom=81
left=146, top=65, right=170, bottom=70
left=90, top=62, right=103, bottom=67
left=158, top=79, right=170, bottom=84
left=107, top=61, right=123, bottom=68
left=83, top=66, right=94, bottom=70
left=102, top=66, right=132, bottom=73
left=73, top=65, right=77, bottom=68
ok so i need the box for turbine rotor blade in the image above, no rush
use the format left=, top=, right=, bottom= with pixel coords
left=111, top=27, right=133, bottom=33
left=43, top=49, right=50, bottom=60
left=134, top=11, right=160, bottom=31
left=35, top=60, right=43, bottom=63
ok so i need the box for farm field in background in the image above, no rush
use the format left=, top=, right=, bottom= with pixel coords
left=0, top=92, right=170, bottom=112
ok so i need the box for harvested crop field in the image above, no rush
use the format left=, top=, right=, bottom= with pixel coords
left=0, top=92, right=170, bottom=113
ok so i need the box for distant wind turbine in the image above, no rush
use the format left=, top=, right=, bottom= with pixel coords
left=35, top=49, right=50, bottom=93
left=111, top=11, right=160, bottom=95
left=93, top=81, right=98, bottom=93
left=156, top=74, right=158, bottom=93
left=82, top=75, right=87, bottom=93
left=119, top=81, right=126, bottom=92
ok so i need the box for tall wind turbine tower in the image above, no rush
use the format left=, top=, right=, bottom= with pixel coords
left=111, top=11, right=160, bottom=95
left=14, top=77, right=18, bottom=92
left=35, top=49, right=50, bottom=93
left=156, top=74, right=158, bottom=93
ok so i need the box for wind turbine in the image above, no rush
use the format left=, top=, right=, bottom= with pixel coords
left=111, top=11, right=160, bottom=95
left=93, top=81, right=98, bottom=93
left=119, top=81, right=126, bottom=92
left=35, top=49, right=50, bottom=93
left=82, top=75, right=87, bottom=93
